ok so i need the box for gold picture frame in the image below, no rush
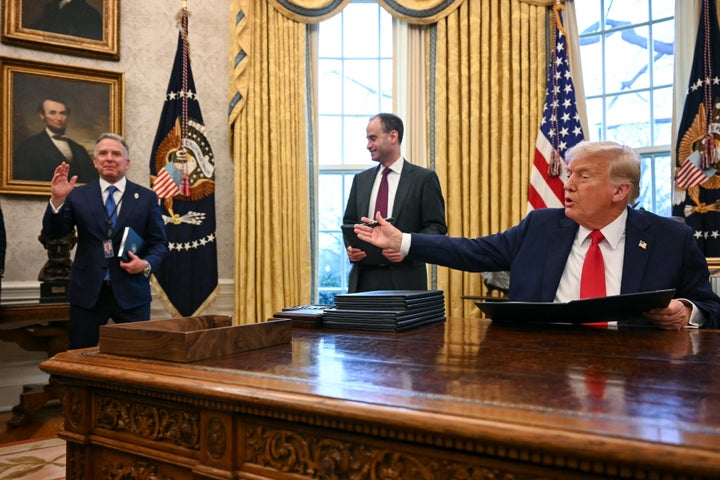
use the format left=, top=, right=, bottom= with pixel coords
left=0, top=56, right=124, bottom=195
left=1, top=0, right=119, bottom=61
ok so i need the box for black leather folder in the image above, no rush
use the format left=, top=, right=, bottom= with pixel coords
left=476, top=288, right=676, bottom=324
left=341, top=224, right=389, bottom=265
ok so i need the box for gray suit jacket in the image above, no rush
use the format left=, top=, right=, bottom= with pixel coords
left=343, top=160, right=447, bottom=292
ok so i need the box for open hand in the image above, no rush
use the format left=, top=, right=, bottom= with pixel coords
left=354, top=213, right=403, bottom=251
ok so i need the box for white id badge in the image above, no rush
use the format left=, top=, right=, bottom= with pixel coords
left=103, top=240, right=114, bottom=259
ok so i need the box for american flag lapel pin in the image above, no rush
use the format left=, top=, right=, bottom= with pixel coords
left=638, top=240, right=647, bottom=249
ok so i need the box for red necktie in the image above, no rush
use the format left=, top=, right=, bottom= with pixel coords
left=580, top=230, right=606, bottom=299
left=375, top=167, right=391, bottom=218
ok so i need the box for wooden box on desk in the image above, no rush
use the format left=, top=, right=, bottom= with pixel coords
left=99, top=315, right=291, bottom=362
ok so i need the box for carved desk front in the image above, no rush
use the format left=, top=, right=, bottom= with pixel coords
left=41, top=317, right=720, bottom=479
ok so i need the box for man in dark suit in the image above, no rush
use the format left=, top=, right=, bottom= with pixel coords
left=13, top=97, right=97, bottom=184
left=43, top=133, right=168, bottom=348
left=343, top=113, right=447, bottom=292
left=31, top=0, right=102, bottom=40
left=355, top=140, right=720, bottom=329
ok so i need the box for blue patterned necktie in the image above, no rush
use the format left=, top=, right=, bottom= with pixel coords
left=105, top=185, right=117, bottom=236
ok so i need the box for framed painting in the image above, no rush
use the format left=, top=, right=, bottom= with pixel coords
left=1, top=0, right=119, bottom=60
left=0, top=57, right=124, bottom=195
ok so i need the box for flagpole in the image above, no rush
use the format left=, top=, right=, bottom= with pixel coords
left=177, top=1, right=191, bottom=196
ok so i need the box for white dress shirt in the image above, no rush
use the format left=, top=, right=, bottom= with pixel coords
left=368, top=157, right=403, bottom=219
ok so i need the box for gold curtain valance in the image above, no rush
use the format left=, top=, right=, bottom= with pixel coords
left=268, top=0, right=468, bottom=24
left=267, top=0, right=351, bottom=23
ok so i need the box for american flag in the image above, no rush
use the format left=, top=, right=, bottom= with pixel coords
left=527, top=5, right=584, bottom=212
left=153, top=164, right=181, bottom=199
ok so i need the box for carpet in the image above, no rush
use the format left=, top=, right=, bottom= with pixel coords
left=0, top=437, right=65, bottom=480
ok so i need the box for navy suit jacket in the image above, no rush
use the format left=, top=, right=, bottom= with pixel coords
left=42, top=180, right=168, bottom=310
left=409, top=207, right=720, bottom=327
left=343, top=160, right=447, bottom=292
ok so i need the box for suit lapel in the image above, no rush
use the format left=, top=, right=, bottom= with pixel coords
left=115, top=182, right=137, bottom=230
left=40, top=132, right=68, bottom=164
left=392, top=159, right=412, bottom=219
left=86, top=182, right=109, bottom=234
left=357, top=166, right=380, bottom=218
left=541, top=216, right=578, bottom=300
left=620, top=208, right=650, bottom=293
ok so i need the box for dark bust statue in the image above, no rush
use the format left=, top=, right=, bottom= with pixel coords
left=38, top=230, right=76, bottom=282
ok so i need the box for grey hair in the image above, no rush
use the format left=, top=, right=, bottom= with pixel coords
left=565, top=140, right=641, bottom=203
left=94, top=133, right=129, bottom=157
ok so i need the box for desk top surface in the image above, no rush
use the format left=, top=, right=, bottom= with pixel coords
left=42, top=317, right=720, bottom=460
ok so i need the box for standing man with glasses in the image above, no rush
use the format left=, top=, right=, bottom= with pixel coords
left=43, top=133, right=168, bottom=348
left=343, top=113, right=447, bottom=292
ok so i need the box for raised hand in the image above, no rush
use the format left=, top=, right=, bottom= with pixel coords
left=49, top=162, right=77, bottom=208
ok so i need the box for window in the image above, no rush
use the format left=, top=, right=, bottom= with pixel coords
left=316, top=2, right=393, bottom=303
left=575, top=0, right=674, bottom=215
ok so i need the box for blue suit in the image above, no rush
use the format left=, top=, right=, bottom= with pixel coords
left=409, top=207, right=720, bottom=327
left=43, top=180, right=168, bottom=346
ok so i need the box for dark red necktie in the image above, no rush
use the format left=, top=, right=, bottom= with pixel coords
left=580, top=230, right=606, bottom=298
left=375, top=167, right=391, bottom=218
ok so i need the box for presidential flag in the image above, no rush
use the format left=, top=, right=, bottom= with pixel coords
left=672, top=0, right=720, bottom=256
left=149, top=9, right=218, bottom=316
left=528, top=3, right=584, bottom=212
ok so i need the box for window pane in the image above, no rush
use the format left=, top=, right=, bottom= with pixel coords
left=606, top=0, right=649, bottom=25
left=606, top=91, right=651, bottom=147
left=344, top=4, right=380, bottom=57
left=584, top=97, right=604, bottom=141
left=575, top=2, right=602, bottom=34
left=605, top=25, right=650, bottom=93
left=318, top=231, right=348, bottom=290
left=651, top=0, right=674, bottom=20
left=380, top=58, right=393, bottom=110
left=380, top=8, right=393, bottom=57
left=579, top=34, right=603, bottom=97
left=318, top=59, right=343, bottom=114
left=318, top=14, right=342, bottom=57
left=344, top=59, right=382, bottom=113
left=318, top=173, right=344, bottom=229
left=318, top=116, right=342, bottom=165
left=653, top=86, right=672, bottom=145
left=637, top=154, right=672, bottom=216
left=652, top=19, right=674, bottom=86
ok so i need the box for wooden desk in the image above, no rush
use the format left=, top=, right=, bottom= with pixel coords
left=41, top=318, right=720, bottom=479
left=0, top=302, right=69, bottom=427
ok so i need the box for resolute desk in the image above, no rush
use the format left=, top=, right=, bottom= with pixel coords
left=41, top=317, right=720, bottom=479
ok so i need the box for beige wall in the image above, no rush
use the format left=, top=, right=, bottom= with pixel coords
left=0, top=0, right=234, bottom=309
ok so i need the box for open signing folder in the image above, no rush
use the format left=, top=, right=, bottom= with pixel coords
left=476, top=289, right=675, bottom=325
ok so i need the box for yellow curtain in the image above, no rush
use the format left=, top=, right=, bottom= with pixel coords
left=429, top=0, right=547, bottom=317
left=228, top=0, right=549, bottom=323
left=230, top=0, right=311, bottom=324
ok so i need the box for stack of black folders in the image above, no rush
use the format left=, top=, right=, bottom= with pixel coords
left=324, top=290, right=446, bottom=332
